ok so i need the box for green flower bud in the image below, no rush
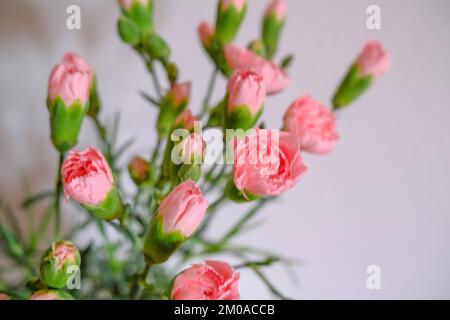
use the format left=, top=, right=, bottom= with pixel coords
left=118, top=15, right=140, bottom=46
left=128, top=156, right=154, bottom=185
left=145, top=34, right=171, bottom=63
left=262, top=0, right=287, bottom=59
left=118, top=0, right=154, bottom=38
left=39, top=240, right=81, bottom=290
left=215, top=0, right=247, bottom=44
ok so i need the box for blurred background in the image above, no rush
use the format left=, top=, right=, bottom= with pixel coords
left=1, top=0, right=449, bottom=299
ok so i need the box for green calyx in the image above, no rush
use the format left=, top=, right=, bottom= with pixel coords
left=224, top=178, right=259, bottom=203
left=39, top=240, right=81, bottom=290
left=145, top=34, right=171, bottom=63
left=87, top=76, right=101, bottom=117
left=157, top=95, right=187, bottom=137
left=82, top=187, right=124, bottom=221
left=262, top=14, right=284, bottom=59
left=121, top=0, right=154, bottom=35
left=215, top=2, right=247, bottom=44
left=143, top=215, right=185, bottom=265
left=332, top=64, right=373, bottom=110
left=48, top=96, right=88, bottom=153
left=226, top=104, right=263, bottom=131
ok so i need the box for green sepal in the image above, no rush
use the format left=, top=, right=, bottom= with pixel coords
left=48, top=97, right=88, bottom=153
left=262, top=14, right=284, bottom=59
left=39, top=240, right=81, bottom=289
left=215, top=2, right=247, bottom=44
left=145, top=34, right=171, bottom=63
left=248, top=39, right=267, bottom=58
left=143, top=215, right=185, bottom=265
left=226, top=104, right=263, bottom=131
left=82, top=188, right=123, bottom=221
left=87, top=76, right=101, bottom=117
left=177, top=164, right=201, bottom=183
left=118, top=16, right=140, bottom=46
left=332, top=64, right=373, bottom=110
left=224, top=178, right=259, bottom=203
left=157, top=95, right=187, bottom=137
left=121, top=0, right=154, bottom=37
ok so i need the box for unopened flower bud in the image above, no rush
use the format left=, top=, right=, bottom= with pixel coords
left=128, top=156, right=153, bottom=185
left=226, top=70, right=266, bottom=130
left=118, top=0, right=154, bottom=42
left=262, top=0, right=287, bottom=58
left=30, top=290, right=74, bottom=300
left=143, top=180, right=208, bottom=264
left=248, top=39, right=267, bottom=58
left=157, top=82, right=191, bottom=137
left=198, top=22, right=214, bottom=51
left=47, top=52, right=93, bottom=152
left=145, top=34, right=171, bottom=63
left=173, top=109, right=198, bottom=131
left=39, top=240, right=80, bottom=289
left=62, top=147, right=123, bottom=221
left=333, top=41, right=390, bottom=110
left=215, top=0, right=247, bottom=44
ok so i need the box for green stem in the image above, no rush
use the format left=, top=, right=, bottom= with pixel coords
left=129, top=264, right=151, bottom=300
left=200, top=68, right=218, bottom=118
left=151, top=136, right=163, bottom=164
left=54, top=153, right=64, bottom=240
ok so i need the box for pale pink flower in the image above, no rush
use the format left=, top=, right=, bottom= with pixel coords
left=171, top=260, right=240, bottom=300
left=224, top=45, right=290, bottom=95
left=356, top=41, right=391, bottom=77
left=283, top=96, right=339, bottom=154
left=233, top=129, right=307, bottom=197
left=62, top=147, right=114, bottom=206
left=180, top=133, right=206, bottom=164
left=48, top=52, right=93, bottom=106
left=158, top=179, right=208, bottom=237
left=227, top=70, right=266, bottom=116
left=0, top=293, right=10, bottom=300
left=265, top=0, right=287, bottom=20
left=198, top=22, right=214, bottom=48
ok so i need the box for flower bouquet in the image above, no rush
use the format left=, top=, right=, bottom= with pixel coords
left=0, top=0, right=390, bottom=300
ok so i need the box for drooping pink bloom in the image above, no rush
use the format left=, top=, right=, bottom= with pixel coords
left=227, top=70, right=266, bottom=116
left=62, top=147, right=114, bottom=206
left=157, top=179, right=208, bottom=237
left=198, top=22, right=214, bottom=49
left=233, top=129, right=307, bottom=197
left=171, top=260, right=240, bottom=300
left=48, top=52, right=93, bottom=106
left=356, top=41, right=391, bottom=77
left=224, top=45, right=290, bottom=95
left=283, top=96, right=339, bottom=154
left=265, top=0, right=287, bottom=20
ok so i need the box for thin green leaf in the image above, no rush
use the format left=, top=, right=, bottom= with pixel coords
left=21, top=191, right=55, bottom=208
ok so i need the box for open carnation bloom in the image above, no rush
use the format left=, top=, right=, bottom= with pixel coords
left=224, top=45, right=290, bottom=95
left=233, top=129, right=307, bottom=197
left=283, top=96, right=339, bottom=154
left=171, top=260, right=240, bottom=300
left=62, top=147, right=114, bottom=206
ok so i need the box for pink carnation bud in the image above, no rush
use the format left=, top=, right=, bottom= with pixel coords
left=356, top=41, right=391, bottom=77
left=62, top=147, right=114, bottom=206
left=168, top=82, right=191, bottom=107
left=0, top=293, right=10, bottom=300
left=158, top=179, right=208, bottom=237
left=29, top=290, right=73, bottom=300
left=283, top=96, right=339, bottom=154
left=233, top=129, right=307, bottom=197
left=227, top=70, right=266, bottom=116
left=118, top=0, right=149, bottom=9
left=265, top=0, right=287, bottom=21
left=198, top=22, right=214, bottom=49
left=220, top=0, right=246, bottom=11
left=171, top=260, right=240, bottom=300
left=224, top=45, right=290, bottom=95
left=48, top=52, right=93, bottom=106
left=180, top=133, right=206, bottom=164
left=174, top=109, right=198, bottom=131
